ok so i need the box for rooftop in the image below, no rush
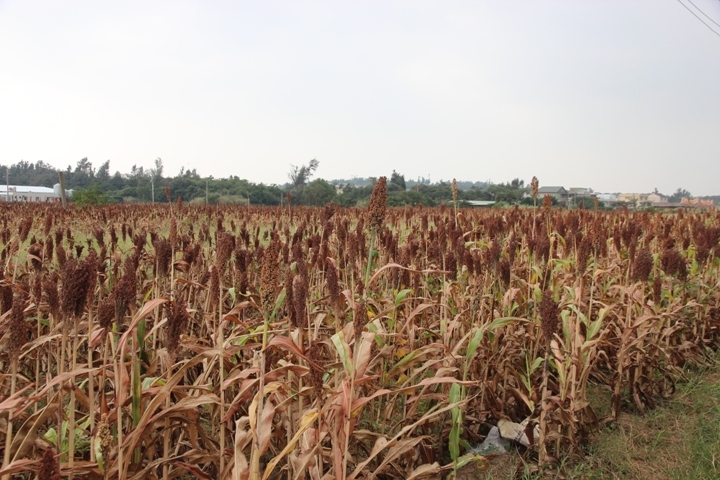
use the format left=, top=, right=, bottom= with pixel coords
left=0, top=185, right=55, bottom=194
left=537, top=186, right=567, bottom=193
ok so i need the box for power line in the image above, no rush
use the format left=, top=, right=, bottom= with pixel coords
left=676, top=0, right=720, bottom=38
left=686, top=0, right=720, bottom=28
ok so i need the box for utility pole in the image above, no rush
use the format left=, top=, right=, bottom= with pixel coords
left=151, top=176, right=155, bottom=203
left=5, top=167, right=9, bottom=202
left=206, top=180, right=209, bottom=205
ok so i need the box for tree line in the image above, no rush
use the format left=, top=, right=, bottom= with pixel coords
left=4, top=158, right=703, bottom=208
left=1, top=158, right=540, bottom=207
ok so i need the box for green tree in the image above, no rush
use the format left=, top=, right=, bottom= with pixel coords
left=298, top=179, right=336, bottom=206
left=390, top=170, right=406, bottom=191
left=669, top=188, right=691, bottom=203
left=71, top=185, right=108, bottom=205
left=97, top=160, right=110, bottom=180
left=288, top=159, right=319, bottom=190
left=73, top=157, right=95, bottom=188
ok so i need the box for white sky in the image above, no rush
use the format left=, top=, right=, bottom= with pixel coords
left=1, top=1, right=719, bottom=195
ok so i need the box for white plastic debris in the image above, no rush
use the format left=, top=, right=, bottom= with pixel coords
left=469, top=426, right=510, bottom=455
left=497, top=418, right=540, bottom=447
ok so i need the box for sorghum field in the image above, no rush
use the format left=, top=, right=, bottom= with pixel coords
left=2, top=179, right=720, bottom=479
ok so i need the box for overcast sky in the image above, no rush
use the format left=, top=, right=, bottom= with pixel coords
left=1, top=1, right=719, bottom=195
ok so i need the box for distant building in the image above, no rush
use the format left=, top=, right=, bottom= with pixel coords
left=596, top=193, right=619, bottom=203
left=617, top=193, right=665, bottom=204
left=0, top=184, right=71, bottom=203
left=537, top=186, right=569, bottom=203
left=464, top=200, right=496, bottom=207
left=680, top=197, right=714, bottom=208
left=568, top=187, right=592, bottom=196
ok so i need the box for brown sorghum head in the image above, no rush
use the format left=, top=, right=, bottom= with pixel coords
left=661, top=248, right=687, bottom=280
left=97, top=414, right=113, bottom=465
left=55, top=243, right=66, bottom=270
left=43, top=214, right=53, bottom=236
left=60, top=258, right=90, bottom=318
left=539, top=290, right=559, bottom=342
left=97, top=293, right=115, bottom=336
left=208, top=266, right=220, bottom=309
left=368, top=176, right=388, bottom=233
left=43, top=273, right=60, bottom=320
left=28, top=243, right=43, bottom=271
left=542, top=194, right=552, bottom=211
left=292, top=274, right=308, bottom=329
left=487, top=238, right=502, bottom=266
left=531, top=176, right=539, bottom=199
left=0, top=271, right=13, bottom=314
left=165, top=300, right=189, bottom=359
left=216, top=232, right=234, bottom=274
left=322, top=202, right=336, bottom=225
left=169, top=218, right=178, bottom=248
left=631, top=247, right=653, bottom=283
left=19, top=217, right=32, bottom=243
left=306, top=341, right=326, bottom=399
left=93, top=228, right=105, bottom=249
left=32, top=273, right=42, bottom=306
left=354, top=299, right=369, bottom=345
left=653, top=275, right=662, bottom=305
left=9, top=287, right=29, bottom=363
left=499, top=258, right=511, bottom=286
left=38, top=448, right=60, bottom=480
left=45, top=236, right=54, bottom=265
left=537, top=234, right=551, bottom=264
left=259, top=239, right=281, bottom=316
left=154, top=238, right=172, bottom=279
left=577, top=235, right=593, bottom=275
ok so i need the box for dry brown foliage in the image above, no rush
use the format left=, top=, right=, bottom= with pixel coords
left=0, top=202, right=719, bottom=478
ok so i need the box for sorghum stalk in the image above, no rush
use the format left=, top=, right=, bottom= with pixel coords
left=251, top=239, right=280, bottom=480
left=218, top=274, right=226, bottom=475
left=2, top=288, right=27, bottom=480
left=538, top=290, right=559, bottom=465
left=452, top=178, right=458, bottom=228
left=365, top=177, right=387, bottom=288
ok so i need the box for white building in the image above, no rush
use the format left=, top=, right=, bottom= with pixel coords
left=0, top=184, right=72, bottom=203
left=596, top=193, right=619, bottom=203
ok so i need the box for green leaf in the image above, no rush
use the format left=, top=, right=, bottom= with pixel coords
left=466, top=328, right=484, bottom=361
left=454, top=453, right=485, bottom=469
left=561, top=310, right=572, bottom=345
left=94, top=436, right=104, bottom=473
left=568, top=304, right=589, bottom=327
left=270, top=287, right=286, bottom=322
left=391, top=350, right=418, bottom=373
left=394, top=289, right=413, bottom=307
left=142, top=376, right=166, bottom=391
left=587, top=318, right=603, bottom=341
left=484, top=316, right=524, bottom=332
left=449, top=383, right=463, bottom=462
left=331, top=331, right=354, bottom=377
left=530, top=356, right=543, bottom=373
left=44, top=427, right=58, bottom=446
